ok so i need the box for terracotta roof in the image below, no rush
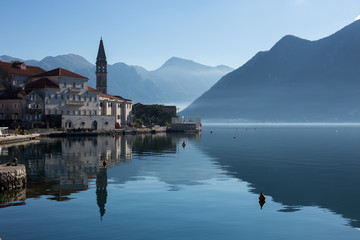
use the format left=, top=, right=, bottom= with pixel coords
left=114, top=95, right=133, bottom=102
left=0, top=61, right=45, bottom=76
left=32, top=68, right=88, bottom=80
left=99, top=93, right=124, bottom=101
left=25, top=78, right=59, bottom=89
left=88, top=86, right=99, bottom=92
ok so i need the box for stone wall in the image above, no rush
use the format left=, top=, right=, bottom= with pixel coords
left=0, top=164, right=27, bottom=191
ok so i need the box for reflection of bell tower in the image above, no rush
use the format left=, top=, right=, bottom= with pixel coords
left=96, top=38, right=107, bottom=94
left=96, top=168, right=108, bottom=220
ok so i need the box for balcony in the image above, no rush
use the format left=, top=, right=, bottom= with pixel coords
left=66, top=100, right=84, bottom=107
left=68, top=87, right=82, bottom=94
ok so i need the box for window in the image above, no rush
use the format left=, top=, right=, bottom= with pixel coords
left=78, top=95, right=81, bottom=101
left=64, top=82, right=67, bottom=87
left=73, top=82, right=76, bottom=88
left=67, top=95, right=70, bottom=100
left=0, top=104, right=4, bottom=108
left=12, top=113, right=18, bottom=120
left=61, top=95, right=64, bottom=100
left=55, top=94, right=58, bottom=100
left=89, top=97, right=92, bottom=101
left=61, top=110, right=63, bottom=114
left=73, top=110, right=76, bottom=115
left=117, top=115, right=120, bottom=119
left=84, top=96, right=87, bottom=101
left=13, top=103, right=18, bottom=109
left=67, top=110, right=70, bottom=115
left=81, top=83, right=84, bottom=88
left=93, top=110, right=97, bottom=115
left=118, top=103, right=121, bottom=108
left=0, top=113, right=5, bottom=119
left=30, top=94, right=36, bottom=101
left=73, top=95, right=75, bottom=101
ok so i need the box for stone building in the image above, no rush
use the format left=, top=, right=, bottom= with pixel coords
left=0, top=61, right=45, bottom=91
left=0, top=39, right=133, bottom=130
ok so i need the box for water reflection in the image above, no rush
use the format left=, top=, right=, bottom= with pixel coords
left=1, top=127, right=359, bottom=233
left=96, top=168, right=107, bottom=220
left=0, top=135, right=134, bottom=205
left=200, top=126, right=360, bottom=228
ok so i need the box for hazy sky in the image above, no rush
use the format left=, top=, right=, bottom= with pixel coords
left=1, top=0, right=360, bottom=70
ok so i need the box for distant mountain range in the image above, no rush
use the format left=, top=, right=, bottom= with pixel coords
left=182, top=20, right=360, bottom=122
left=0, top=54, right=233, bottom=104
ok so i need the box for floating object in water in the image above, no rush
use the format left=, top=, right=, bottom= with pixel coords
left=210, top=131, right=213, bottom=134
left=233, top=136, right=236, bottom=139
left=182, top=141, right=186, bottom=148
left=103, top=159, right=107, bottom=168
left=49, top=154, right=52, bottom=158
left=259, top=192, right=266, bottom=210
left=259, top=192, right=266, bottom=201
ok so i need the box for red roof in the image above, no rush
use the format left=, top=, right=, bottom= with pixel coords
left=32, top=68, right=88, bottom=80
left=25, top=78, right=59, bottom=89
left=88, top=86, right=99, bottom=92
left=0, top=61, right=45, bottom=76
left=100, top=93, right=125, bottom=101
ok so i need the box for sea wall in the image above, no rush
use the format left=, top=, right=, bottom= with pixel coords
left=0, top=164, right=27, bottom=191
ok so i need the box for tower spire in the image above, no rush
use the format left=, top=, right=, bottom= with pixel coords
left=96, top=38, right=107, bottom=94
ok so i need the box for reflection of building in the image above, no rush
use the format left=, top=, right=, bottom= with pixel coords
left=0, top=135, right=134, bottom=202
left=96, top=168, right=107, bottom=220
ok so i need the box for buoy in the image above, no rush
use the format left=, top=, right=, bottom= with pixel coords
left=259, top=192, right=266, bottom=210
left=259, top=192, right=266, bottom=201
left=210, top=131, right=213, bottom=134
left=182, top=141, right=186, bottom=148
left=103, top=159, right=107, bottom=168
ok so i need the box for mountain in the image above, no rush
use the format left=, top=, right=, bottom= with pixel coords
left=0, top=55, right=232, bottom=104
left=181, top=20, right=360, bottom=122
left=137, top=57, right=234, bottom=104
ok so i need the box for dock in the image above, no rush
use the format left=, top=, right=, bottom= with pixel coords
left=0, top=134, right=40, bottom=145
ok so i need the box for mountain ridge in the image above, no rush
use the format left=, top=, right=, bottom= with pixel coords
left=0, top=54, right=233, bottom=104
left=181, top=20, right=360, bottom=122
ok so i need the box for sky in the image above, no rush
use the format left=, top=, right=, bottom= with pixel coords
left=1, top=0, right=360, bottom=70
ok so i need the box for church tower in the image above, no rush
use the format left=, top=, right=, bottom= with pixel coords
left=96, top=38, right=107, bottom=94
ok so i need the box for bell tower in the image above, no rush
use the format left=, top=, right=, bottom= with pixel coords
left=96, top=38, right=107, bottom=94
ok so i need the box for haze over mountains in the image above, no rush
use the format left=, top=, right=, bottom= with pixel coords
left=0, top=54, right=233, bottom=105
left=182, top=20, right=360, bottom=122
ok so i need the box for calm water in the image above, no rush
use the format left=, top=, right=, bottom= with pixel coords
left=1, top=125, right=360, bottom=239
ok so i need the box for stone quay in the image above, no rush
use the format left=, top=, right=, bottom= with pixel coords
left=0, top=164, right=27, bottom=191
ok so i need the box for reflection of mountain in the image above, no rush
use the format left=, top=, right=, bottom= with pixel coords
left=107, top=132, right=211, bottom=187
left=199, top=127, right=360, bottom=228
